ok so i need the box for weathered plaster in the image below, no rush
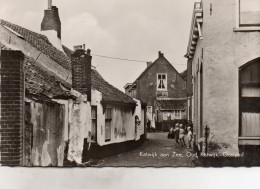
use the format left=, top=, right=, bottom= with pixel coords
left=191, top=0, right=260, bottom=153
left=29, top=101, right=65, bottom=166
left=67, top=94, right=90, bottom=164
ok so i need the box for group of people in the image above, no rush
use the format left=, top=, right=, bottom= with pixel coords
left=168, top=123, right=193, bottom=149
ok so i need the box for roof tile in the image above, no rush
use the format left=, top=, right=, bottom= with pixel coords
left=157, top=99, right=187, bottom=110
left=0, top=19, right=71, bottom=70
left=1, top=20, right=135, bottom=105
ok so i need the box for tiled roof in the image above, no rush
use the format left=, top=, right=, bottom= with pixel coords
left=1, top=42, right=72, bottom=100
left=157, top=98, right=187, bottom=110
left=24, top=55, right=72, bottom=99
left=0, top=20, right=136, bottom=105
left=91, top=69, right=136, bottom=105
left=62, top=45, right=73, bottom=58
left=0, top=19, right=71, bottom=70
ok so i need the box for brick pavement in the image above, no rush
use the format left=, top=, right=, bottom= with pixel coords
left=95, top=132, right=199, bottom=167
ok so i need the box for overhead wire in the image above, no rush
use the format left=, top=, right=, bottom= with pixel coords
left=92, top=53, right=187, bottom=65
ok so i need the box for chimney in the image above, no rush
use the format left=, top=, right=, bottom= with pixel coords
left=48, top=0, right=52, bottom=9
left=71, top=46, right=92, bottom=102
left=73, top=45, right=83, bottom=51
left=146, top=61, right=153, bottom=67
left=0, top=50, right=25, bottom=166
left=41, top=1, right=61, bottom=39
left=158, top=51, right=164, bottom=58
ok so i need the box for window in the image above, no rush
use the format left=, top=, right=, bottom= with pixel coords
left=105, top=108, right=112, bottom=142
left=162, top=112, right=168, bottom=120
left=157, top=74, right=167, bottom=91
left=239, top=0, right=260, bottom=26
left=170, top=110, right=182, bottom=120
left=147, top=106, right=153, bottom=113
left=239, top=59, right=260, bottom=137
left=175, top=110, right=181, bottom=119
left=91, top=106, right=97, bottom=142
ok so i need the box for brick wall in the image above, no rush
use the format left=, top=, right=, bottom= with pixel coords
left=71, top=49, right=92, bottom=101
left=0, top=50, right=24, bottom=166
left=136, top=55, right=186, bottom=107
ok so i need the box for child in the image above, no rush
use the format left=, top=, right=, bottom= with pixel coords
left=179, top=124, right=186, bottom=147
left=187, top=126, right=192, bottom=149
left=168, top=127, right=174, bottom=139
left=174, top=123, right=180, bottom=145
left=85, top=131, right=92, bottom=161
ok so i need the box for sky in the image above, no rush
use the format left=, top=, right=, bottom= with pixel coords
left=0, top=0, right=197, bottom=91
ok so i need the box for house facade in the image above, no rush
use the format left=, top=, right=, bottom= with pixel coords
left=0, top=2, right=145, bottom=166
left=124, top=52, right=187, bottom=130
left=185, top=0, right=260, bottom=154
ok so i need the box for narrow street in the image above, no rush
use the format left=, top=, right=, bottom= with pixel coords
left=96, top=132, right=198, bottom=167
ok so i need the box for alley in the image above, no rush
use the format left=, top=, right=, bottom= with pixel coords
left=96, top=132, right=198, bottom=167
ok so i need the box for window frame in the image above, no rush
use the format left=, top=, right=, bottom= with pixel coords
left=91, top=106, right=97, bottom=142
left=239, top=59, right=260, bottom=137
left=157, top=73, right=168, bottom=91
left=105, top=108, right=112, bottom=142
left=174, top=110, right=182, bottom=119
left=235, top=0, right=260, bottom=31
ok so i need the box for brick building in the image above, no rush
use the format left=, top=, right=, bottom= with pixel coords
left=0, top=1, right=145, bottom=166
left=124, top=52, right=187, bottom=130
left=185, top=0, right=260, bottom=155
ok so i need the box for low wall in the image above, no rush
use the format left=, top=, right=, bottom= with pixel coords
left=63, top=135, right=145, bottom=166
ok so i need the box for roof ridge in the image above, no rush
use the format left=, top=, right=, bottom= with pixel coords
left=130, top=55, right=184, bottom=85
left=0, top=19, right=71, bottom=70
left=0, top=19, right=51, bottom=44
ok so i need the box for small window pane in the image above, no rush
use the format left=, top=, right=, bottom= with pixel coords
left=91, top=120, right=97, bottom=141
left=162, top=75, right=166, bottom=79
left=251, top=62, right=260, bottom=82
left=91, top=107, right=97, bottom=119
left=105, top=120, right=111, bottom=141
left=240, top=0, right=260, bottom=26
left=105, top=108, right=112, bottom=119
left=158, top=75, right=161, bottom=79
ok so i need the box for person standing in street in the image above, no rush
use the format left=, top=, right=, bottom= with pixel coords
left=187, top=126, right=193, bottom=149
left=174, top=123, right=180, bottom=145
left=85, top=131, right=92, bottom=161
left=147, top=119, right=151, bottom=132
left=179, top=124, right=186, bottom=147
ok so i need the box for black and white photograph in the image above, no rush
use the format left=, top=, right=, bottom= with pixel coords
left=0, top=0, right=260, bottom=178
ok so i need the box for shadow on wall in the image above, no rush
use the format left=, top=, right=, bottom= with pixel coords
left=63, top=135, right=146, bottom=166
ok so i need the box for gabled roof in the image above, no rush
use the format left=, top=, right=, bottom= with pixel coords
left=131, top=55, right=184, bottom=84
left=134, top=60, right=157, bottom=82
left=0, top=19, right=136, bottom=106
left=157, top=98, right=187, bottom=110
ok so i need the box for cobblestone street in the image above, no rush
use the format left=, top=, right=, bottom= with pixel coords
left=96, top=132, right=198, bottom=167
